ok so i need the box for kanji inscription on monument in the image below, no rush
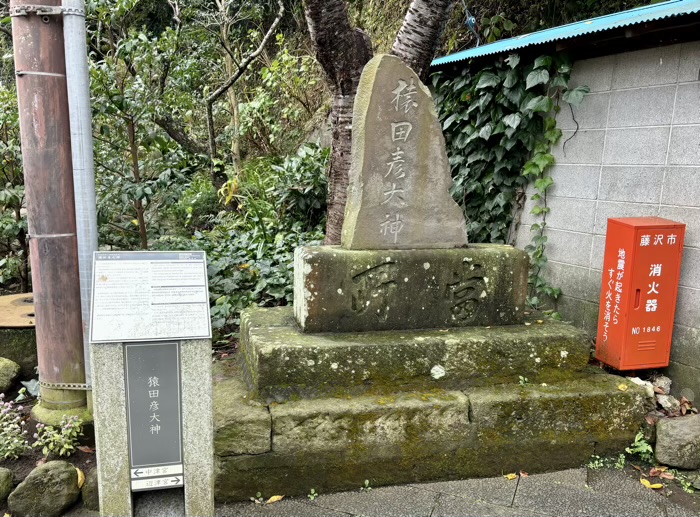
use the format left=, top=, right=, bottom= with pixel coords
left=342, top=54, right=468, bottom=249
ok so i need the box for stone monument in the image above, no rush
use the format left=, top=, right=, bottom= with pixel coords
left=342, top=54, right=468, bottom=249
left=211, top=55, right=648, bottom=501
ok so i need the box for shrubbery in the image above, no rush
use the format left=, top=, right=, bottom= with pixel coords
left=154, top=143, right=329, bottom=337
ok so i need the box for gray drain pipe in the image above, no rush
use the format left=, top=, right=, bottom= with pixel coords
left=63, top=0, right=98, bottom=388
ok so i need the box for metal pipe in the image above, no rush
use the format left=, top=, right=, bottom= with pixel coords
left=62, top=0, right=97, bottom=386
left=11, top=0, right=87, bottom=410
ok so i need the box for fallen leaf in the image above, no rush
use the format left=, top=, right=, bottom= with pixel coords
left=504, top=473, right=518, bottom=480
left=4, top=513, right=11, bottom=517
left=76, top=468, right=85, bottom=489
left=645, top=415, right=659, bottom=426
left=640, top=478, right=663, bottom=490
left=632, top=464, right=643, bottom=472
left=660, top=472, right=675, bottom=480
left=519, top=471, right=529, bottom=477
left=618, top=384, right=629, bottom=392
left=265, top=495, right=284, bottom=505
left=536, top=320, right=544, bottom=324
left=77, top=445, right=95, bottom=454
left=524, top=322, right=532, bottom=326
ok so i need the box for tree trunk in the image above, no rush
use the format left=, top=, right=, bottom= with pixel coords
left=325, top=91, right=355, bottom=244
left=224, top=53, right=242, bottom=172
left=154, top=114, right=209, bottom=157
left=303, top=0, right=372, bottom=244
left=304, top=0, right=454, bottom=242
left=391, top=0, right=455, bottom=82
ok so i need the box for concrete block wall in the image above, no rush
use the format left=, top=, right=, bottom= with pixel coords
left=514, top=42, right=700, bottom=401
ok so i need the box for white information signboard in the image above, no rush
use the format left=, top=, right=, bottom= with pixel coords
left=90, top=251, right=212, bottom=343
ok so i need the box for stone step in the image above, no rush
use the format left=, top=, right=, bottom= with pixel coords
left=213, top=359, right=649, bottom=502
left=240, top=306, right=592, bottom=402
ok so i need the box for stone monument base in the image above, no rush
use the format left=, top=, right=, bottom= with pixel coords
left=241, top=307, right=591, bottom=402
left=294, top=245, right=528, bottom=333
left=213, top=359, right=646, bottom=502
left=212, top=306, right=650, bottom=502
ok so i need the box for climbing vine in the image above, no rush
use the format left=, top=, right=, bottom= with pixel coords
left=433, top=53, right=588, bottom=307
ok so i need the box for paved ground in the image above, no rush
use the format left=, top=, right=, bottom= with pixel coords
left=66, top=467, right=700, bottom=517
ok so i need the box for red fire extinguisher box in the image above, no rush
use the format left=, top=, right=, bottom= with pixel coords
left=596, top=217, right=686, bottom=371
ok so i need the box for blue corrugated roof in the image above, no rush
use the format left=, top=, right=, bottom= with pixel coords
left=432, top=0, right=700, bottom=66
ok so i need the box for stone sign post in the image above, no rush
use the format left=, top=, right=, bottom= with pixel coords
left=90, top=251, right=214, bottom=517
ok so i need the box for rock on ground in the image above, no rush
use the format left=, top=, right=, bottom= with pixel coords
left=0, top=467, right=13, bottom=502
left=653, top=375, right=672, bottom=395
left=655, top=413, right=700, bottom=469
left=0, top=356, right=20, bottom=392
left=81, top=467, right=99, bottom=511
left=656, top=394, right=681, bottom=412
left=7, top=460, right=80, bottom=517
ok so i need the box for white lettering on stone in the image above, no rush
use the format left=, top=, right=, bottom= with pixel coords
left=379, top=213, right=404, bottom=244
left=381, top=183, right=405, bottom=205
left=391, top=78, right=418, bottom=114
left=390, top=122, right=413, bottom=142
left=385, top=147, right=406, bottom=179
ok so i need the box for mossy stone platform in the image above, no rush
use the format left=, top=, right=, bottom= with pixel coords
left=211, top=305, right=652, bottom=502
left=213, top=244, right=650, bottom=502
left=241, top=306, right=592, bottom=402
left=213, top=358, right=648, bottom=502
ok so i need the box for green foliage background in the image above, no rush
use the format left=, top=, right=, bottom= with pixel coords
left=433, top=53, right=589, bottom=305
left=0, top=0, right=649, bottom=328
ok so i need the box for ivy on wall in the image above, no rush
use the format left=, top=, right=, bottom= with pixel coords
left=433, top=53, right=588, bottom=306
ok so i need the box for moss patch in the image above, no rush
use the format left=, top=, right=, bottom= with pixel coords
left=213, top=369, right=648, bottom=502
left=212, top=360, right=271, bottom=456
left=240, top=306, right=591, bottom=402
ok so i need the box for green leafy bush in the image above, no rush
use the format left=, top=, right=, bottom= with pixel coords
left=33, top=415, right=84, bottom=458
left=433, top=53, right=588, bottom=305
left=0, top=88, right=29, bottom=292
left=0, top=394, right=30, bottom=460
left=171, top=173, right=220, bottom=232
left=155, top=144, right=329, bottom=335
left=271, top=144, right=329, bottom=230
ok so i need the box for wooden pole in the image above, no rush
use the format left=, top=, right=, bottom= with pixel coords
left=10, top=0, right=87, bottom=412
